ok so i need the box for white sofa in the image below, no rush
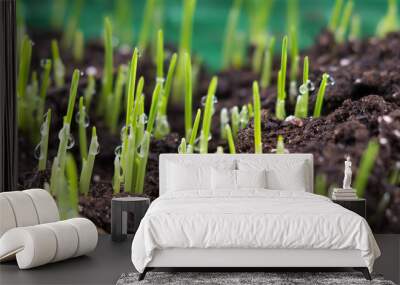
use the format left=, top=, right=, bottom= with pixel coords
left=0, top=189, right=98, bottom=269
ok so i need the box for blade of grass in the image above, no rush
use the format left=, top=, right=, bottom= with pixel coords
left=225, top=124, right=236, bottom=154
left=276, top=135, right=285, bottom=154
left=156, top=29, right=164, bottom=79
left=222, top=0, right=242, bottom=68
left=275, top=36, right=288, bottom=120
left=138, top=0, right=156, bottom=52
left=38, top=109, right=51, bottom=171
left=17, top=36, right=32, bottom=131
left=354, top=139, right=380, bottom=197
left=78, top=97, right=88, bottom=159
left=253, top=81, right=262, bottom=153
left=313, top=73, right=329, bottom=118
left=189, top=108, right=201, bottom=147
left=376, top=0, right=398, bottom=37
left=37, top=59, right=52, bottom=125
left=65, top=153, right=79, bottom=217
left=329, top=0, right=343, bottom=31
left=231, top=106, right=240, bottom=139
left=184, top=53, right=192, bottom=140
left=51, top=39, right=65, bottom=88
left=200, top=76, right=218, bottom=154
left=335, top=0, right=353, bottom=43
left=260, top=36, right=275, bottom=89
left=220, top=108, right=229, bottom=140
left=113, top=154, right=121, bottom=194
left=109, top=65, right=127, bottom=133
left=79, top=127, right=99, bottom=196
left=99, top=17, right=114, bottom=115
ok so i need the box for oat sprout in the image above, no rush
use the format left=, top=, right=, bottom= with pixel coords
left=294, top=56, right=309, bottom=118
left=73, top=30, right=84, bottom=62
left=37, top=109, right=51, bottom=171
left=376, top=0, right=398, bottom=37
left=329, top=0, right=343, bottom=32
left=78, top=97, right=88, bottom=159
left=138, top=0, right=156, bottom=52
left=350, top=14, right=361, bottom=40
left=225, top=124, right=236, bottom=154
left=51, top=39, right=65, bottom=88
left=275, top=36, right=288, bottom=120
left=184, top=53, right=193, bottom=140
left=79, top=127, right=99, bottom=196
left=260, top=36, right=275, bottom=90
left=313, top=73, right=329, bottom=118
left=17, top=36, right=32, bottom=131
left=354, top=139, right=380, bottom=197
left=253, top=81, right=262, bottom=154
left=276, top=135, right=285, bottom=154
left=222, top=0, right=242, bottom=68
left=37, top=59, right=52, bottom=126
left=335, top=0, right=353, bottom=43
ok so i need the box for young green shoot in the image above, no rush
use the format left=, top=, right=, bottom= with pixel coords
left=114, top=0, right=133, bottom=44
left=315, top=173, right=328, bottom=196
left=79, top=127, right=99, bottom=196
left=253, top=81, right=262, bottom=154
left=62, top=0, right=83, bottom=49
left=329, top=0, right=343, bottom=32
left=225, top=124, right=236, bottom=154
left=276, top=135, right=285, bottom=154
left=313, top=73, right=329, bottom=118
left=200, top=76, right=218, bottom=154
left=220, top=108, right=229, bottom=140
left=37, top=59, right=52, bottom=125
left=222, top=0, right=242, bottom=68
left=335, top=0, right=353, bottom=43
left=231, top=32, right=246, bottom=69
left=84, top=69, right=97, bottom=112
left=178, top=138, right=187, bottom=154
left=294, top=56, right=310, bottom=118
left=231, top=106, right=240, bottom=139
left=239, top=105, right=249, bottom=129
left=109, top=65, right=127, bottom=133
left=248, top=103, right=254, bottom=118
left=288, top=0, right=299, bottom=98
left=138, top=0, right=156, bottom=52
left=17, top=36, right=32, bottom=131
left=125, top=48, right=139, bottom=127
left=247, top=0, right=273, bottom=45
left=354, top=139, right=380, bottom=198
left=37, top=109, right=51, bottom=171
left=188, top=108, right=201, bottom=152
left=73, top=30, right=84, bottom=63
left=260, top=36, right=275, bottom=90
left=51, top=40, right=65, bottom=88
left=99, top=17, right=114, bottom=115
left=184, top=53, right=193, bottom=140
left=376, top=0, right=398, bottom=37
left=275, top=36, right=288, bottom=120
left=146, top=82, right=162, bottom=134
left=252, top=36, right=266, bottom=74
left=155, top=53, right=178, bottom=139
left=350, top=14, right=361, bottom=40
left=113, top=154, right=121, bottom=194
left=62, top=153, right=79, bottom=219
left=78, top=97, right=88, bottom=159
left=156, top=29, right=164, bottom=80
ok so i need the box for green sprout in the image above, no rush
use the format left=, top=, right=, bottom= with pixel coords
left=199, top=76, right=218, bottom=154
left=247, top=0, right=273, bottom=45
left=222, top=0, right=242, bottom=68
left=315, top=173, right=328, bottom=196
left=329, top=0, right=343, bottom=31
left=79, top=127, right=99, bottom=196
left=184, top=53, right=193, bottom=140
left=25, top=72, right=39, bottom=139
left=73, top=30, right=84, bottom=63
left=225, top=124, right=236, bottom=154
left=350, top=14, right=361, bottom=40
left=260, top=36, right=275, bottom=90
left=17, top=36, right=32, bottom=131
left=114, top=0, right=133, bottom=44
left=125, top=48, right=139, bottom=127
left=288, top=0, right=299, bottom=101
left=253, top=81, right=262, bottom=154
left=78, top=97, right=88, bottom=159
left=231, top=32, right=246, bottom=69
left=51, top=40, right=66, bottom=88
left=113, top=154, right=121, bottom=194
left=354, top=139, right=380, bottom=198
left=62, top=0, right=83, bottom=49
left=335, top=0, right=353, bottom=43
left=61, top=153, right=79, bottom=219
left=84, top=69, right=96, bottom=112
left=313, top=73, right=329, bottom=118
left=99, top=17, right=114, bottom=115
left=248, top=103, right=254, bottom=118
left=155, top=53, right=178, bottom=139
left=275, top=36, right=288, bottom=120
left=220, top=108, right=229, bottom=140
left=239, top=105, right=249, bottom=129
left=156, top=29, right=164, bottom=79
left=178, top=138, right=187, bottom=154
left=376, top=0, right=398, bottom=37
left=109, top=65, right=127, bottom=133
left=188, top=108, right=202, bottom=153
left=37, top=109, right=51, bottom=171
left=37, top=59, right=52, bottom=126
left=294, top=56, right=310, bottom=118
left=231, top=106, right=240, bottom=139
left=50, top=69, right=80, bottom=195
left=276, top=135, right=285, bottom=154
left=252, top=36, right=266, bottom=74
left=216, top=146, right=224, bottom=154
left=138, top=0, right=156, bottom=52
left=173, top=0, right=197, bottom=103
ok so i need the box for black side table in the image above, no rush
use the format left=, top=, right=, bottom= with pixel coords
left=111, top=197, right=150, bottom=242
left=332, top=199, right=366, bottom=218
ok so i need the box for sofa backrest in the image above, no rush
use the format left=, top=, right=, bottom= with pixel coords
left=159, top=154, right=314, bottom=195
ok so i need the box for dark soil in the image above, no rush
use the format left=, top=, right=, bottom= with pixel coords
left=237, top=95, right=400, bottom=233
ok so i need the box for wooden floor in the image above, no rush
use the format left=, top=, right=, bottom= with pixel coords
left=0, top=234, right=398, bottom=285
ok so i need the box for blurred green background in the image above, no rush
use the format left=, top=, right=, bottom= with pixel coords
left=20, top=0, right=388, bottom=71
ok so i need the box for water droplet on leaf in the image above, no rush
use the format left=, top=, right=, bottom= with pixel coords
left=34, top=143, right=42, bottom=160
left=67, top=134, right=75, bottom=149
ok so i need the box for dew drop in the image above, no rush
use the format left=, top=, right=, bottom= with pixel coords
left=67, top=134, right=75, bottom=149
left=393, top=130, right=400, bottom=138
left=379, top=137, right=388, bottom=145
left=140, top=114, right=148, bottom=124
left=382, top=115, right=393, bottom=124
left=306, top=80, right=315, bottom=92
left=34, top=143, right=42, bottom=160
left=340, top=58, right=351, bottom=66
left=114, top=145, right=122, bottom=156
left=40, top=59, right=49, bottom=67
left=201, top=95, right=218, bottom=107
left=86, top=66, right=98, bottom=76
left=299, top=84, right=308, bottom=95
left=327, top=74, right=336, bottom=86
left=80, top=71, right=85, bottom=77
left=156, top=77, right=165, bottom=84
left=120, top=126, right=127, bottom=139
